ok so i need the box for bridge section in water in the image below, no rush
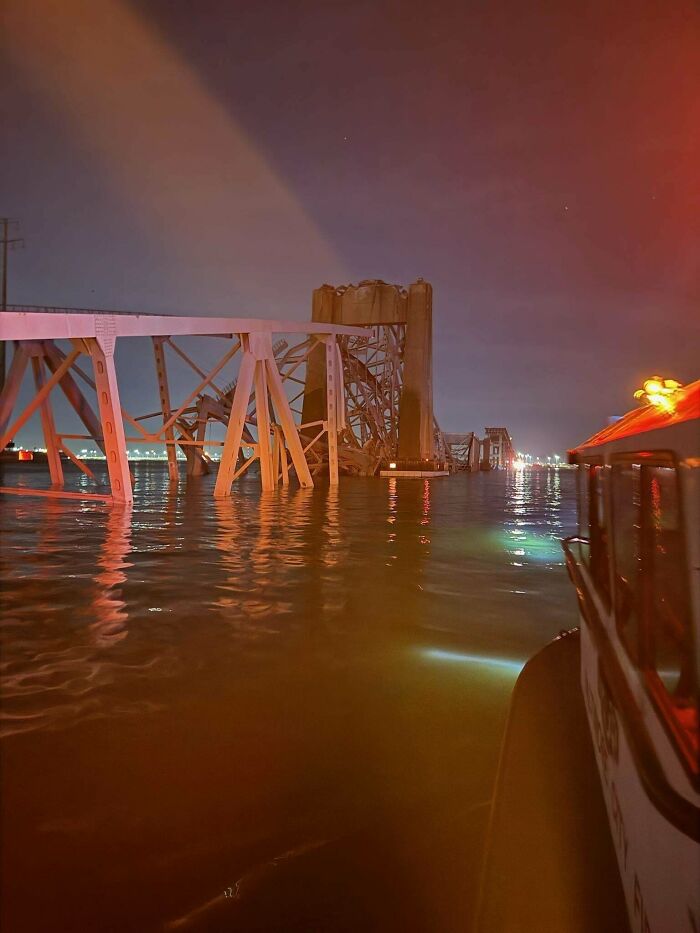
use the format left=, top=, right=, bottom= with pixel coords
left=0, top=308, right=364, bottom=503
left=0, top=284, right=513, bottom=503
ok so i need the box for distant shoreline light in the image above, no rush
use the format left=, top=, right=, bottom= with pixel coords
left=11, top=449, right=223, bottom=462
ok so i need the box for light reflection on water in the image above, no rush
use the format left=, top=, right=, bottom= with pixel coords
left=420, top=648, right=525, bottom=676
left=0, top=463, right=577, bottom=932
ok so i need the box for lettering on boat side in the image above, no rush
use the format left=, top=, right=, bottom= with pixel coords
left=610, top=783, right=629, bottom=872
left=598, top=664, right=619, bottom=765
left=586, top=675, right=619, bottom=791
left=584, top=670, right=674, bottom=933
left=584, top=673, right=629, bottom=869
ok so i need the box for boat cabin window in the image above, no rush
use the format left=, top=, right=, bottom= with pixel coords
left=644, top=465, right=698, bottom=768
left=611, top=457, right=697, bottom=772
left=577, top=461, right=611, bottom=605
left=577, top=464, right=590, bottom=540
left=611, top=462, right=642, bottom=662
left=589, top=466, right=611, bottom=604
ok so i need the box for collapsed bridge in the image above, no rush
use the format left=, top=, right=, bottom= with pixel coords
left=0, top=280, right=512, bottom=503
left=0, top=310, right=363, bottom=503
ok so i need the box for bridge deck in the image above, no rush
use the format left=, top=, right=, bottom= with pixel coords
left=0, top=308, right=366, bottom=341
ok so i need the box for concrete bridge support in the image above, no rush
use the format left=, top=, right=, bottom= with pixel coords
left=302, top=279, right=435, bottom=471
left=397, top=281, right=434, bottom=462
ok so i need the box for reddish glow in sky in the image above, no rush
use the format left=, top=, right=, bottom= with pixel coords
left=1, top=0, right=698, bottom=451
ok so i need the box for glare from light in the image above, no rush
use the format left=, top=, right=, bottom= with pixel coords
left=2, top=0, right=345, bottom=295
left=389, top=462, right=397, bottom=469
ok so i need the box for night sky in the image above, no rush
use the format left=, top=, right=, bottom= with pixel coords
left=1, top=0, right=698, bottom=455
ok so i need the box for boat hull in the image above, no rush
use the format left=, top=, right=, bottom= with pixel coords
left=475, top=629, right=630, bottom=933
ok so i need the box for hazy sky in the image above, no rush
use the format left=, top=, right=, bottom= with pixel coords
left=1, top=0, right=698, bottom=454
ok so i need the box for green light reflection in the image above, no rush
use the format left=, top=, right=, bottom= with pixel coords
left=421, top=648, right=524, bottom=676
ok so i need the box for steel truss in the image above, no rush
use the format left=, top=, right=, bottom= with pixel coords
left=0, top=310, right=363, bottom=503
left=336, top=324, right=405, bottom=474
left=193, top=324, right=406, bottom=478
left=440, top=432, right=478, bottom=472
left=278, top=324, right=455, bottom=476
left=233, top=324, right=406, bottom=477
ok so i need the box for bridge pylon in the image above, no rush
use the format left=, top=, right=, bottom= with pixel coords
left=300, top=279, right=437, bottom=475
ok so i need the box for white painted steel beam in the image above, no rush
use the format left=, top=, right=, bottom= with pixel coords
left=324, top=336, right=339, bottom=486
left=265, top=355, right=313, bottom=489
left=214, top=348, right=256, bottom=498
left=87, top=338, right=133, bottom=504
left=43, top=341, right=107, bottom=458
left=254, top=359, right=274, bottom=492
left=0, top=345, right=29, bottom=437
left=0, top=311, right=365, bottom=342
left=152, top=337, right=179, bottom=482
left=31, top=357, right=64, bottom=486
left=0, top=347, right=81, bottom=451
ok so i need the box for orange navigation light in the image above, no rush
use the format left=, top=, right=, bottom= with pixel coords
left=633, top=375, right=683, bottom=413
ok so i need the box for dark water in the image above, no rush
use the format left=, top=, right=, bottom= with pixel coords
left=0, top=463, right=576, bottom=932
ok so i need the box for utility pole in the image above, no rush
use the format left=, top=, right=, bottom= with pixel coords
left=1, top=218, right=24, bottom=391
